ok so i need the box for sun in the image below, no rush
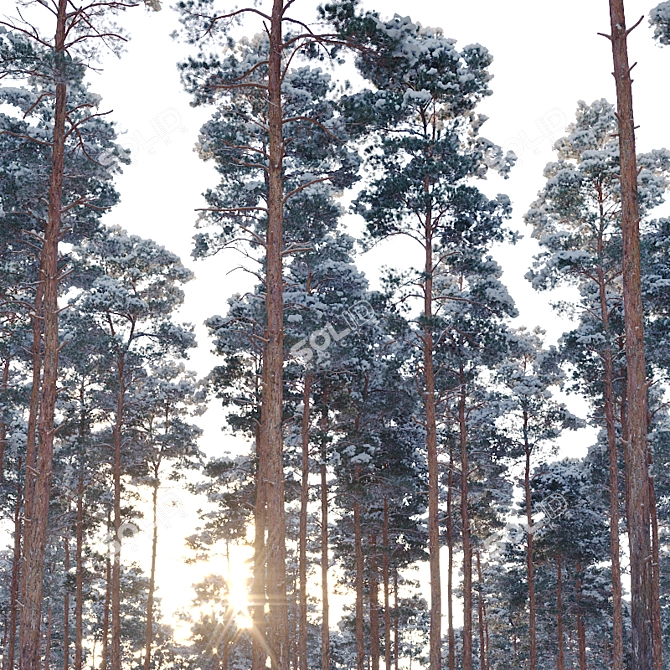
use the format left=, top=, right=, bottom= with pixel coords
left=224, top=549, right=254, bottom=630
left=234, top=612, right=254, bottom=629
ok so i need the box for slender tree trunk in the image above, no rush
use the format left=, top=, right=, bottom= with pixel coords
left=8, top=460, right=23, bottom=670
left=290, top=572, right=298, bottom=670
left=110, top=359, right=125, bottom=670
left=619, top=379, right=632, bottom=536
left=354, top=499, right=365, bottom=670
left=252, top=424, right=267, bottom=670
left=100, top=512, right=112, bottom=670
left=23, top=275, right=43, bottom=527
left=74, top=466, right=84, bottom=670
left=576, top=563, right=586, bottom=670
left=0, top=357, right=10, bottom=480
left=298, top=374, right=311, bottom=670
left=648, top=461, right=663, bottom=670
left=459, top=378, right=472, bottom=670
left=63, top=538, right=70, bottom=670
left=446, top=447, right=455, bottom=670
left=222, top=633, right=229, bottom=670
left=523, top=412, right=537, bottom=670
left=3, top=613, right=8, bottom=670
left=320, top=403, right=330, bottom=670
left=608, top=4, right=653, bottom=668
left=143, top=478, right=159, bottom=670
left=557, top=554, right=565, bottom=670
left=476, top=553, right=486, bottom=670
left=596, top=264, right=625, bottom=670
left=393, top=571, right=399, bottom=670
left=262, top=3, right=289, bottom=667
left=43, top=607, right=52, bottom=670
left=423, top=214, right=442, bottom=670
left=19, top=3, right=67, bottom=668
left=369, top=534, right=380, bottom=670
left=383, top=499, right=391, bottom=670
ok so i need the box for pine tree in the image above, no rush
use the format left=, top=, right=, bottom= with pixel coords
left=71, top=226, right=195, bottom=670
left=323, top=8, right=515, bottom=667
left=526, top=98, right=670, bottom=670
left=177, top=6, right=361, bottom=665
left=0, top=5, right=158, bottom=665
left=605, top=2, right=656, bottom=665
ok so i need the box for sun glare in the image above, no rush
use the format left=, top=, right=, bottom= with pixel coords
left=235, top=613, right=254, bottom=629
left=224, top=548, right=254, bottom=630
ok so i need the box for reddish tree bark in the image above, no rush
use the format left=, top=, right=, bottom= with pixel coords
left=354, top=499, right=365, bottom=670
left=383, top=499, right=391, bottom=670
left=369, top=534, right=380, bottom=670
left=320, top=402, right=330, bottom=670
left=252, top=424, right=267, bottom=670
left=576, top=564, right=587, bottom=670
left=43, top=607, right=52, bottom=670
left=648, top=460, right=663, bottom=670
left=523, top=409, right=537, bottom=670
left=596, top=263, right=625, bottom=670
left=100, top=511, right=112, bottom=670
left=298, top=374, right=311, bottom=670
left=143, top=473, right=159, bottom=670
left=74, top=465, right=84, bottom=670
left=7, top=459, right=22, bottom=670
left=476, top=553, right=486, bottom=670
left=423, top=210, right=442, bottom=670
left=63, top=538, right=70, bottom=670
left=446, top=448, right=455, bottom=670
left=261, top=3, right=290, bottom=665
left=110, top=358, right=125, bottom=670
left=607, top=3, right=654, bottom=667
left=459, top=377, right=473, bottom=670
left=393, top=571, right=399, bottom=670
left=19, top=2, right=67, bottom=667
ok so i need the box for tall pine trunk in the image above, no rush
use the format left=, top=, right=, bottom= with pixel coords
left=63, top=538, right=70, bottom=670
left=320, top=403, right=330, bottom=670
left=252, top=424, right=267, bottom=670
left=383, top=499, right=391, bottom=670
left=607, top=3, right=654, bottom=667
left=369, top=534, right=380, bottom=670
left=110, top=358, right=125, bottom=670
left=8, top=460, right=22, bottom=670
left=143, top=476, right=159, bottom=670
left=262, top=4, right=289, bottom=668
left=476, top=553, right=485, bottom=670
left=648, top=461, right=663, bottom=670
left=43, top=607, right=52, bottom=670
left=459, top=377, right=472, bottom=670
left=100, top=511, right=112, bottom=670
left=556, top=554, right=565, bottom=670
left=576, top=563, right=586, bottom=670
left=74, top=466, right=84, bottom=670
left=354, top=498, right=365, bottom=670
left=423, top=213, right=442, bottom=670
left=596, top=264, right=625, bottom=670
left=523, top=411, right=537, bottom=670
left=393, top=571, right=399, bottom=670
left=20, top=3, right=67, bottom=667
left=23, top=270, right=43, bottom=541
left=446, top=448, right=455, bottom=670
left=298, top=374, right=311, bottom=670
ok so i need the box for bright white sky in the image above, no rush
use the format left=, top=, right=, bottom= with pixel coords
left=85, top=0, right=670, bottom=637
